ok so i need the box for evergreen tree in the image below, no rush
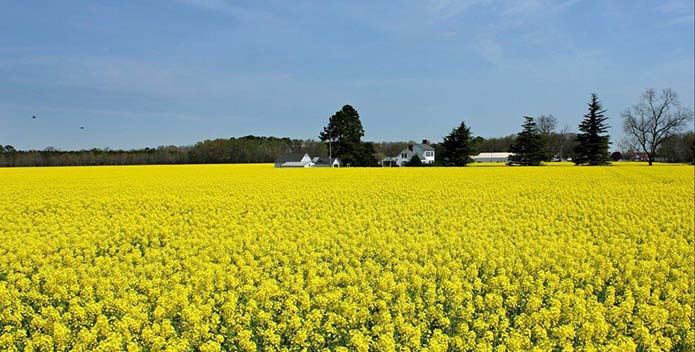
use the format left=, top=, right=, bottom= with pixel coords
left=441, top=121, right=475, bottom=166
left=406, top=154, right=423, bottom=167
left=354, top=141, right=378, bottom=167
left=574, top=93, right=610, bottom=165
left=319, top=105, right=375, bottom=166
left=509, top=116, right=545, bottom=166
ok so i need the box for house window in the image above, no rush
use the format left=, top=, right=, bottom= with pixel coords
left=425, top=151, right=434, bottom=157
left=401, top=153, right=407, bottom=159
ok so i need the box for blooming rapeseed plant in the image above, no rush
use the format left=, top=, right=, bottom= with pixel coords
left=0, top=164, right=692, bottom=351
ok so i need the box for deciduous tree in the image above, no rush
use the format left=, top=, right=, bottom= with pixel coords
left=537, top=114, right=557, bottom=161
left=622, top=88, right=694, bottom=166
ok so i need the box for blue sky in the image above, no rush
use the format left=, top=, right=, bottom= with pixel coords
left=1, top=0, right=693, bottom=150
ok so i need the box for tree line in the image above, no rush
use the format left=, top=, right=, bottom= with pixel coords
left=0, top=135, right=408, bottom=167
left=0, top=136, right=309, bottom=167
left=1, top=88, right=692, bottom=167
left=314, top=88, right=692, bottom=167
left=428, top=89, right=693, bottom=166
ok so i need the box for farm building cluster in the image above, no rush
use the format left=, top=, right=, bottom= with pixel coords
left=274, top=153, right=341, bottom=168
left=275, top=139, right=515, bottom=167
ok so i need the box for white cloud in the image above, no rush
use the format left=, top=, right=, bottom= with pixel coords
left=435, top=31, right=459, bottom=39
left=669, top=14, right=695, bottom=25
left=657, top=0, right=695, bottom=25
left=422, top=0, right=581, bottom=19
left=174, top=0, right=268, bottom=20
left=500, top=0, right=580, bottom=16
left=475, top=28, right=503, bottom=63
left=426, top=0, right=493, bottom=20
left=0, top=52, right=299, bottom=118
left=657, top=0, right=692, bottom=14
left=459, top=0, right=582, bottom=64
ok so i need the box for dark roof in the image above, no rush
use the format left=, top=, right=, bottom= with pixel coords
left=313, top=156, right=339, bottom=164
left=402, top=143, right=435, bottom=154
left=417, top=143, right=435, bottom=151
left=274, top=152, right=307, bottom=163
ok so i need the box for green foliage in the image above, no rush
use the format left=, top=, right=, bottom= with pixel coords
left=319, top=105, right=375, bottom=166
left=474, top=135, right=516, bottom=153
left=355, top=142, right=378, bottom=167
left=189, top=135, right=313, bottom=164
left=657, top=131, right=694, bottom=163
left=0, top=137, right=321, bottom=167
left=441, top=121, right=475, bottom=166
left=509, top=116, right=545, bottom=166
left=574, top=94, right=611, bottom=165
left=406, top=154, right=423, bottom=167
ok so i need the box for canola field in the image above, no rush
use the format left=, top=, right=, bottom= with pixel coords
left=0, top=164, right=693, bottom=351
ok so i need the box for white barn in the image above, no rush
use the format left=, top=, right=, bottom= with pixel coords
left=274, top=153, right=314, bottom=168
left=471, top=152, right=514, bottom=163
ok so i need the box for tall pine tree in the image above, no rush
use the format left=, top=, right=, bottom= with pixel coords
left=319, top=105, right=376, bottom=166
left=574, top=93, right=610, bottom=165
left=441, top=121, right=475, bottom=166
left=509, top=116, right=545, bottom=166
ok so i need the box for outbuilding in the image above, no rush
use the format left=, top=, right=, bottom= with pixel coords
left=471, top=152, right=514, bottom=163
left=312, top=156, right=342, bottom=168
left=274, top=153, right=314, bottom=168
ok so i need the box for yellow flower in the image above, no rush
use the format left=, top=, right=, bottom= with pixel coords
left=0, top=164, right=692, bottom=350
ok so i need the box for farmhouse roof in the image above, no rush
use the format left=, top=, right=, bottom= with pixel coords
left=313, top=156, right=339, bottom=164
left=274, top=152, right=309, bottom=163
left=416, top=143, right=435, bottom=151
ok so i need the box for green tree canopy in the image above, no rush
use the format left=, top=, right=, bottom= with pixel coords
left=441, top=121, right=475, bottom=166
left=319, top=105, right=375, bottom=166
left=406, top=154, right=423, bottom=167
left=509, top=116, right=545, bottom=166
left=574, top=93, right=610, bottom=165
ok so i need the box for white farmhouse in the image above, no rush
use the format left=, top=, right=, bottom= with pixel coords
left=471, top=152, right=514, bottom=163
left=382, top=140, right=435, bottom=166
left=274, top=153, right=314, bottom=168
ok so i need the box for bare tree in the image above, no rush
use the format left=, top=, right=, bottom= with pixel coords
left=622, top=88, right=693, bottom=165
left=536, top=114, right=557, bottom=160
left=537, top=114, right=557, bottom=136
left=536, top=115, right=559, bottom=160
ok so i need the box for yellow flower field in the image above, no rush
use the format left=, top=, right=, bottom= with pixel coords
left=0, top=164, right=693, bottom=351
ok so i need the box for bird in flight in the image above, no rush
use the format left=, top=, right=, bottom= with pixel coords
left=80, top=126, right=85, bottom=130
left=32, top=115, right=36, bottom=119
